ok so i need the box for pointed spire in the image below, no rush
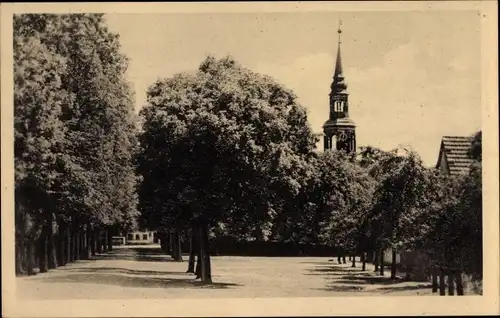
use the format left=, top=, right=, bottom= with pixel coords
left=334, top=20, right=343, bottom=78
left=330, top=20, right=347, bottom=94
left=334, top=42, right=343, bottom=78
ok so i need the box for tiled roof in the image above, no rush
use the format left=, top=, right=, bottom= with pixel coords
left=439, top=136, right=474, bottom=176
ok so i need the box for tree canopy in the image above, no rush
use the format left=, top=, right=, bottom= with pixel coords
left=14, top=13, right=140, bottom=275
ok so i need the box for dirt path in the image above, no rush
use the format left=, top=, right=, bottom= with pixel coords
left=16, top=245, right=433, bottom=300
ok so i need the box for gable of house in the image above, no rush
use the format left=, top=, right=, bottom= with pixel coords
left=436, top=144, right=450, bottom=174
left=436, top=136, right=474, bottom=176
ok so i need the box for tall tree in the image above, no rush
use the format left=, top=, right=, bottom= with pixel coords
left=138, top=55, right=318, bottom=282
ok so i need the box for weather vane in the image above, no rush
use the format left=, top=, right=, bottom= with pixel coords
left=337, top=19, right=343, bottom=44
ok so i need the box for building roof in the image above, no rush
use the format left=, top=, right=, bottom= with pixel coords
left=436, top=136, right=474, bottom=176
left=323, top=117, right=356, bottom=129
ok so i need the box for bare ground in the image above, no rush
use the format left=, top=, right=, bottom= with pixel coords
left=16, top=245, right=434, bottom=300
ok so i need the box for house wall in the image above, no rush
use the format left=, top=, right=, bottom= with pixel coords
left=380, top=249, right=432, bottom=282
left=399, top=249, right=433, bottom=281
left=125, top=231, right=157, bottom=245
left=383, top=248, right=401, bottom=264
left=437, top=146, right=450, bottom=175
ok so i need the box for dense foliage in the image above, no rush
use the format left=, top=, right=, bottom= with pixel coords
left=137, top=56, right=318, bottom=281
left=14, top=14, right=139, bottom=275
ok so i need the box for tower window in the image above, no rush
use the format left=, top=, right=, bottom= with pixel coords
left=334, top=101, right=343, bottom=112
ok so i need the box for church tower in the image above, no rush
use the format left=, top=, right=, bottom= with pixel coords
left=323, top=22, right=356, bottom=153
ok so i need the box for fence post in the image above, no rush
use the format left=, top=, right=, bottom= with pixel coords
left=439, top=267, right=446, bottom=296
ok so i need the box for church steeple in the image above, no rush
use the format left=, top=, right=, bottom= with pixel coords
left=334, top=44, right=344, bottom=79
left=331, top=27, right=347, bottom=96
left=323, top=20, right=356, bottom=153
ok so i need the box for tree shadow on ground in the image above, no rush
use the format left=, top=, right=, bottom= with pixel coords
left=94, top=253, right=176, bottom=262
left=91, top=247, right=177, bottom=262
left=307, top=263, right=432, bottom=294
left=378, top=284, right=432, bottom=293
left=311, top=285, right=366, bottom=292
left=305, top=265, right=373, bottom=277
left=337, top=275, right=404, bottom=285
left=299, top=261, right=333, bottom=265
left=57, top=267, right=187, bottom=276
left=30, top=272, right=240, bottom=289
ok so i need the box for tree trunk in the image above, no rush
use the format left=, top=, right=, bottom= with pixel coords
left=102, top=230, right=109, bottom=253
left=37, top=229, right=48, bottom=273
left=90, top=226, right=96, bottom=256
left=361, top=252, right=366, bottom=271
left=68, top=226, right=74, bottom=262
left=366, top=250, right=373, bottom=263
left=89, top=227, right=96, bottom=256
left=176, top=231, right=183, bottom=261
left=390, top=248, right=397, bottom=279
left=75, top=230, right=81, bottom=261
left=169, top=232, right=175, bottom=257
left=379, top=249, right=385, bottom=276
left=342, top=255, right=346, bottom=264
left=96, top=229, right=102, bottom=254
left=373, top=250, right=379, bottom=272
left=170, top=231, right=183, bottom=261
left=16, top=238, right=26, bottom=276
left=85, top=225, right=91, bottom=259
left=195, top=252, right=202, bottom=279
left=198, top=222, right=212, bottom=283
left=47, top=216, right=57, bottom=269
left=204, top=225, right=212, bottom=282
left=79, top=228, right=87, bottom=260
left=82, top=230, right=87, bottom=258
left=439, top=267, right=446, bottom=296
left=456, top=270, right=464, bottom=295
left=34, top=243, right=39, bottom=272
left=187, top=227, right=196, bottom=273
left=447, top=271, right=455, bottom=295
left=26, top=241, right=36, bottom=275
left=404, top=253, right=412, bottom=281
left=432, top=265, right=438, bottom=293
left=69, top=224, right=75, bottom=262
left=160, top=232, right=168, bottom=253
left=170, top=231, right=177, bottom=260
left=107, top=228, right=113, bottom=252
left=79, top=227, right=86, bottom=260
left=65, top=226, right=71, bottom=263
left=351, top=253, right=356, bottom=267
left=15, top=210, right=27, bottom=275
left=57, top=223, right=66, bottom=266
left=337, top=256, right=342, bottom=264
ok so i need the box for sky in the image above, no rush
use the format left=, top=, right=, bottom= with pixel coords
left=104, top=10, right=481, bottom=167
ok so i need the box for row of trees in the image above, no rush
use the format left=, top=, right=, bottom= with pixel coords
left=14, top=14, right=139, bottom=275
left=137, top=56, right=482, bottom=284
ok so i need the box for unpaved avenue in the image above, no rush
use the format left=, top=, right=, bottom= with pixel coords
left=16, top=245, right=433, bottom=300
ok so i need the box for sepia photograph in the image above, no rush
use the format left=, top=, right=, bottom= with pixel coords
left=1, top=1, right=498, bottom=317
